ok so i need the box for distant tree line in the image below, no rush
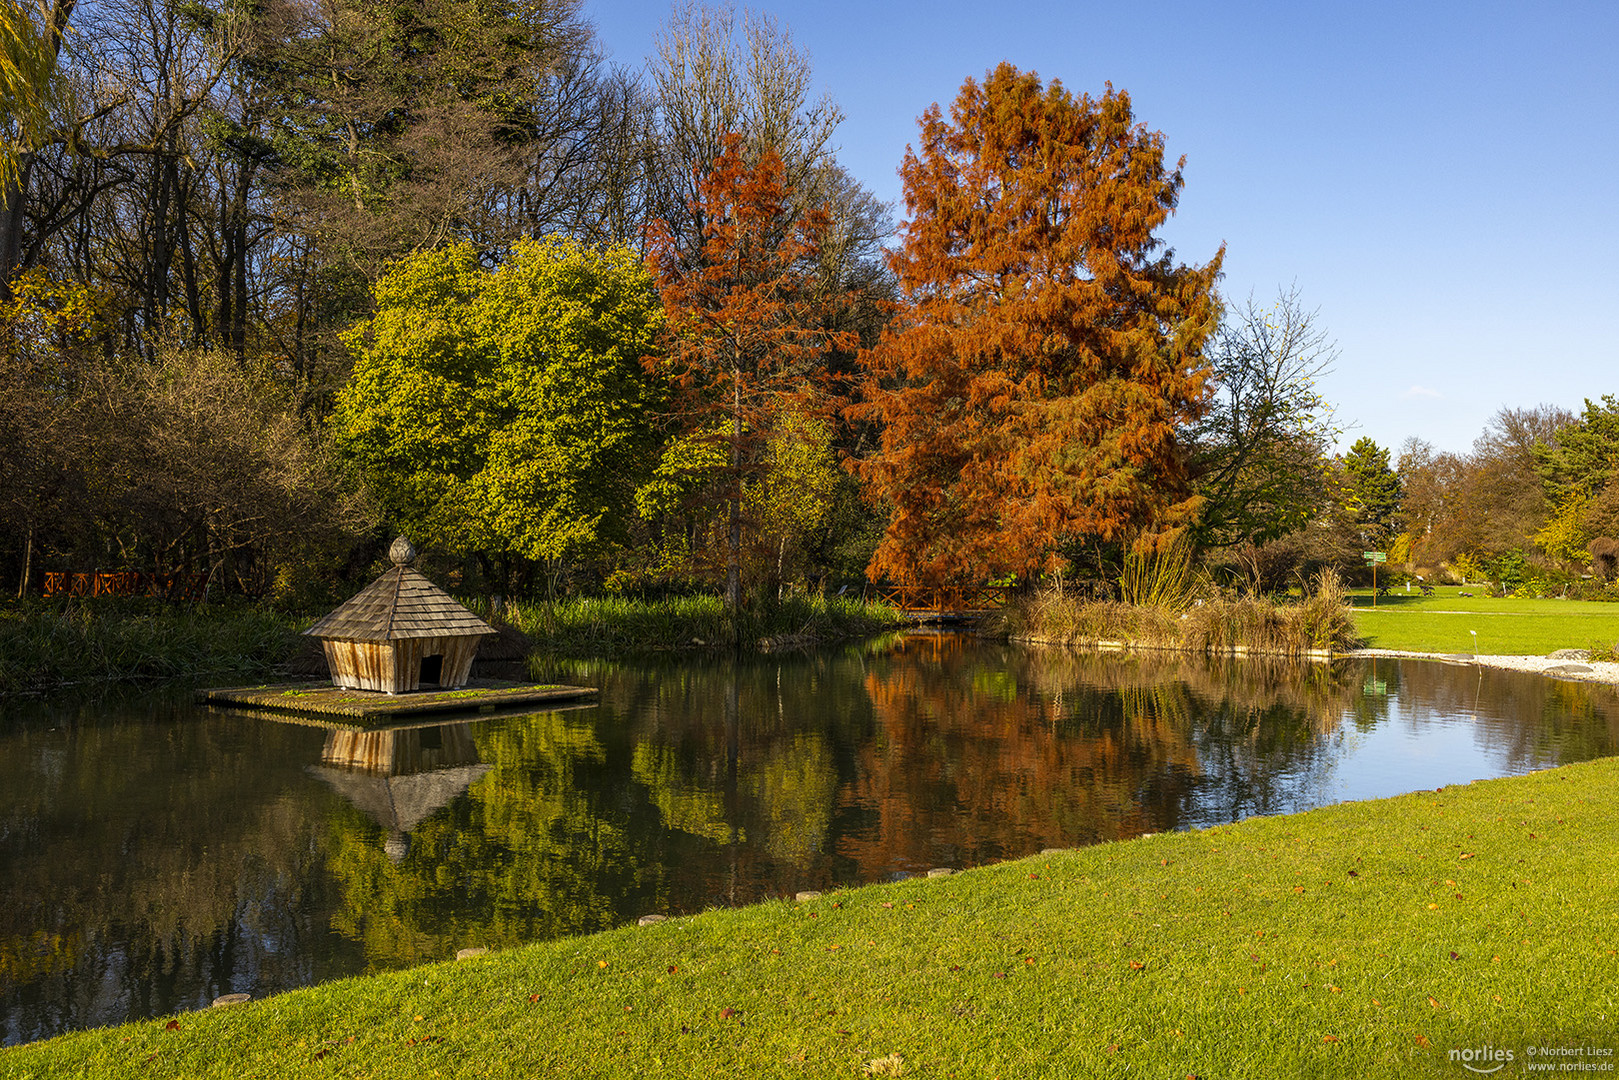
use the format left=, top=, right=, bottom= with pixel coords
left=2, top=1, right=1612, bottom=608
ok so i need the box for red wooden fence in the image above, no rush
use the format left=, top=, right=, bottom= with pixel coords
left=41, top=571, right=209, bottom=600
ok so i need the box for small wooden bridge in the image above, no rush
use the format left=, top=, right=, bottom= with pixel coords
left=878, top=584, right=1013, bottom=624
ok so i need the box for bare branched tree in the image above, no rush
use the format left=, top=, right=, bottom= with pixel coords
left=1187, top=286, right=1340, bottom=551
left=650, top=3, right=844, bottom=247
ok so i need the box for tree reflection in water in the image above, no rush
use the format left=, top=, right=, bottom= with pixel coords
left=2, top=638, right=1616, bottom=1043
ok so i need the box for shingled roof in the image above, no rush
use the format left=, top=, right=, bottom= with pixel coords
left=304, top=539, right=495, bottom=643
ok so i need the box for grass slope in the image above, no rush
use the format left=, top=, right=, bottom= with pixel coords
left=9, top=758, right=1617, bottom=1078
left=1350, top=587, right=1619, bottom=655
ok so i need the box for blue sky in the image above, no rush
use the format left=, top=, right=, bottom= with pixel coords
left=584, top=0, right=1619, bottom=457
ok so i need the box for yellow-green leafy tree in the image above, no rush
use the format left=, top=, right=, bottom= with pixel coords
left=333, top=237, right=663, bottom=583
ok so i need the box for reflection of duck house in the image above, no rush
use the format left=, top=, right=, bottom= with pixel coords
left=309, top=722, right=492, bottom=863
left=304, top=539, right=495, bottom=694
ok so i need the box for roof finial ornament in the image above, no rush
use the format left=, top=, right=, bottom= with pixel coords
left=389, top=537, right=417, bottom=567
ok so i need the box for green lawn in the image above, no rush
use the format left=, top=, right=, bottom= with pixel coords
left=9, top=757, right=1618, bottom=1078
left=1349, top=586, right=1619, bottom=655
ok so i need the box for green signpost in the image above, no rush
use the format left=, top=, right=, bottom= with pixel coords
left=1364, top=551, right=1386, bottom=606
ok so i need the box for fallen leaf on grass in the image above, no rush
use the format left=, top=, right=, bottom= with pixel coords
left=528, top=994, right=541, bottom=1004
left=1428, top=996, right=1442, bottom=1009
left=164, top=1021, right=181, bottom=1032
left=1416, top=1035, right=1432, bottom=1048
left=1323, top=1035, right=1340, bottom=1043
left=719, top=1008, right=741, bottom=1020
left=1128, top=961, right=1146, bottom=971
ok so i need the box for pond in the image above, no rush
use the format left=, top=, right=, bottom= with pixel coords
left=3, top=634, right=1617, bottom=1046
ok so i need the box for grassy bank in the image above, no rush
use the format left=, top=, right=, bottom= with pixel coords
left=485, top=594, right=910, bottom=656
left=0, top=593, right=909, bottom=693
left=1003, top=581, right=1360, bottom=657
left=9, top=757, right=1616, bottom=1077
left=1350, top=587, right=1619, bottom=655
left=0, top=603, right=302, bottom=694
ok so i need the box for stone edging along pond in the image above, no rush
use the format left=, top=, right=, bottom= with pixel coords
left=1011, top=635, right=1340, bottom=661
left=1014, top=636, right=1619, bottom=687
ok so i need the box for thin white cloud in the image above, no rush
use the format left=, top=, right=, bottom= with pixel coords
left=1401, top=385, right=1443, bottom=400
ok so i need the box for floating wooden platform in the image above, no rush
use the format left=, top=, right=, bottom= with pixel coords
left=197, top=679, right=597, bottom=722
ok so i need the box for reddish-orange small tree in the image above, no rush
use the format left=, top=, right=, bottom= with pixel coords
left=645, top=133, right=855, bottom=614
left=851, top=63, right=1224, bottom=586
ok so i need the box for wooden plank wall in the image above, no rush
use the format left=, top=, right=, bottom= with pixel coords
left=321, top=724, right=480, bottom=774
left=322, top=635, right=486, bottom=693
left=438, top=637, right=481, bottom=687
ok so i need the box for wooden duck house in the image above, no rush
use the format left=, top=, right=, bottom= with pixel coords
left=304, top=538, right=495, bottom=694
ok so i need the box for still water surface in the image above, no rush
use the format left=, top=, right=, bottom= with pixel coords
left=3, top=635, right=1617, bottom=1045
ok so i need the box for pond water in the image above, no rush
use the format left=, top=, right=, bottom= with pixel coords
left=3, top=635, right=1617, bottom=1046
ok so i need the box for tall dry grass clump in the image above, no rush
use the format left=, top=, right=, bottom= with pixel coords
left=1001, top=595, right=1178, bottom=646
left=1117, top=534, right=1203, bottom=613
left=1005, top=568, right=1360, bottom=657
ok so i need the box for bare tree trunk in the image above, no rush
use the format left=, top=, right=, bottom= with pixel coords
left=2, top=0, right=78, bottom=296
left=725, top=368, right=742, bottom=630
left=18, top=521, right=34, bottom=600
left=177, top=185, right=205, bottom=343
left=0, top=156, right=35, bottom=298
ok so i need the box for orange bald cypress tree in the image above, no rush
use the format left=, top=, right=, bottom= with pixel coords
left=851, top=64, right=1224, bottom=586
left=646, top=133, right=855, bottom=614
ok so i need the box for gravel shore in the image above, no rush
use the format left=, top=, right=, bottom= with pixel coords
left=1346, top=648, right=1619, bottom=687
